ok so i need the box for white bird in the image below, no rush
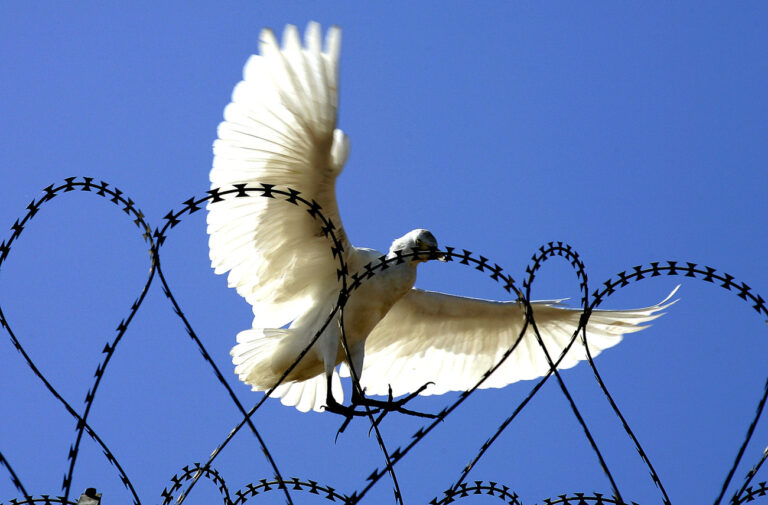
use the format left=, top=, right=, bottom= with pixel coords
left=207, top=22, right=675, bottom=414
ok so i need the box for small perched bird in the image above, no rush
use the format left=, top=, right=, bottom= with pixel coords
left=207, top=22, right=674, bottom=414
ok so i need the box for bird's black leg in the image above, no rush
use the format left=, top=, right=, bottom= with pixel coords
left=321, top=373, right=378, bottom=438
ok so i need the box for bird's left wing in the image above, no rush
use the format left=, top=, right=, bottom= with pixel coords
left=208, top=23, right=352, bottom=329
left=353, top=288, right=676, bottom=397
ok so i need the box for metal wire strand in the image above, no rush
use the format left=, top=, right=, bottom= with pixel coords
left=3, top=182, right=768, bottom=505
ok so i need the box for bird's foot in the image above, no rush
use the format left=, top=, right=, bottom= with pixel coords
left=322, top=395, right=380, bottom=440
left=354, top=382, right=437, bottom=427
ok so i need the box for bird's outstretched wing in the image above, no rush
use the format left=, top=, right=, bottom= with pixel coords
left=351, top=288, right=677, bottom=396
left=208, top=23, right=351, bottom=329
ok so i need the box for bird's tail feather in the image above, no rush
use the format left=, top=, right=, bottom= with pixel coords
left=231, top=328, right=289, bottom=388
left=273, top=371, right=343, bottom=413
left=231, top=327, right=343, bottom=412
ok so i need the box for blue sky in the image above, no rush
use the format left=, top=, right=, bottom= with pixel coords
left=1, top=2, right=767, bottom=504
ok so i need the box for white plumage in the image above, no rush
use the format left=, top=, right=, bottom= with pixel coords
left=208, top=22, right=675, bottom=413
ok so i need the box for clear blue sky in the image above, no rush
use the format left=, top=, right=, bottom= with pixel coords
left=1, top=2, right=767, bottom=504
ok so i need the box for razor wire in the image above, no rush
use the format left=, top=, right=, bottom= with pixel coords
left=0, top=179, right=293, bottom=505
left=1, top=178, right=767, bottom=505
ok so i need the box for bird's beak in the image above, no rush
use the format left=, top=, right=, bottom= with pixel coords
left=420, top=245, right=446, bottom=262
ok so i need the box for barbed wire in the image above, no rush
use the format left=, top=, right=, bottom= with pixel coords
left=0, top=178, right=292, bottom=505
left=1, top=178, right=767, bottom=504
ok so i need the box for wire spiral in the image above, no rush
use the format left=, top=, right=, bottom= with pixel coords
left=1, top=178, right=767, bottom=505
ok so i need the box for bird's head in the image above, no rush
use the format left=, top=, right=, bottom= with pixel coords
left=388, top=229, right=446, bottom=262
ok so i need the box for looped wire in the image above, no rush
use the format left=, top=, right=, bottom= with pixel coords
left=2, top=180, right=767, bottom=505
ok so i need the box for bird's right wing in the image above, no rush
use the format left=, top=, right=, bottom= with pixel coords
left=208, top=23, right=352, bottom=329
left=354, top=288, right=677, bottom=397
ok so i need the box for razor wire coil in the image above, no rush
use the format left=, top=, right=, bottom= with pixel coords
left=1, top=178, right=767, bottom=505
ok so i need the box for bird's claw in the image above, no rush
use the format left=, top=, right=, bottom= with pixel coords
left=323, top=397, right=381, bottom=440
left=359, top=382, right=437, bottom=431
left=325, top=382, right=436, bottom=437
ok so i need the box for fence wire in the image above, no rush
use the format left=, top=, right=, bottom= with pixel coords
left=1, top=178, right=767, bottom=505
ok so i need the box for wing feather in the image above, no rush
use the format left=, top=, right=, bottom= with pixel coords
left=208, top=23, right=351, bottom=329
left=360, top=288, right=677, bottom=396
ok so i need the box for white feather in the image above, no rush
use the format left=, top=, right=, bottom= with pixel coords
left=359, top=288, right=678, bottom=397
left=209, top=23, right=678, bottom=414
left=209, top=22, right=349, bottom=336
